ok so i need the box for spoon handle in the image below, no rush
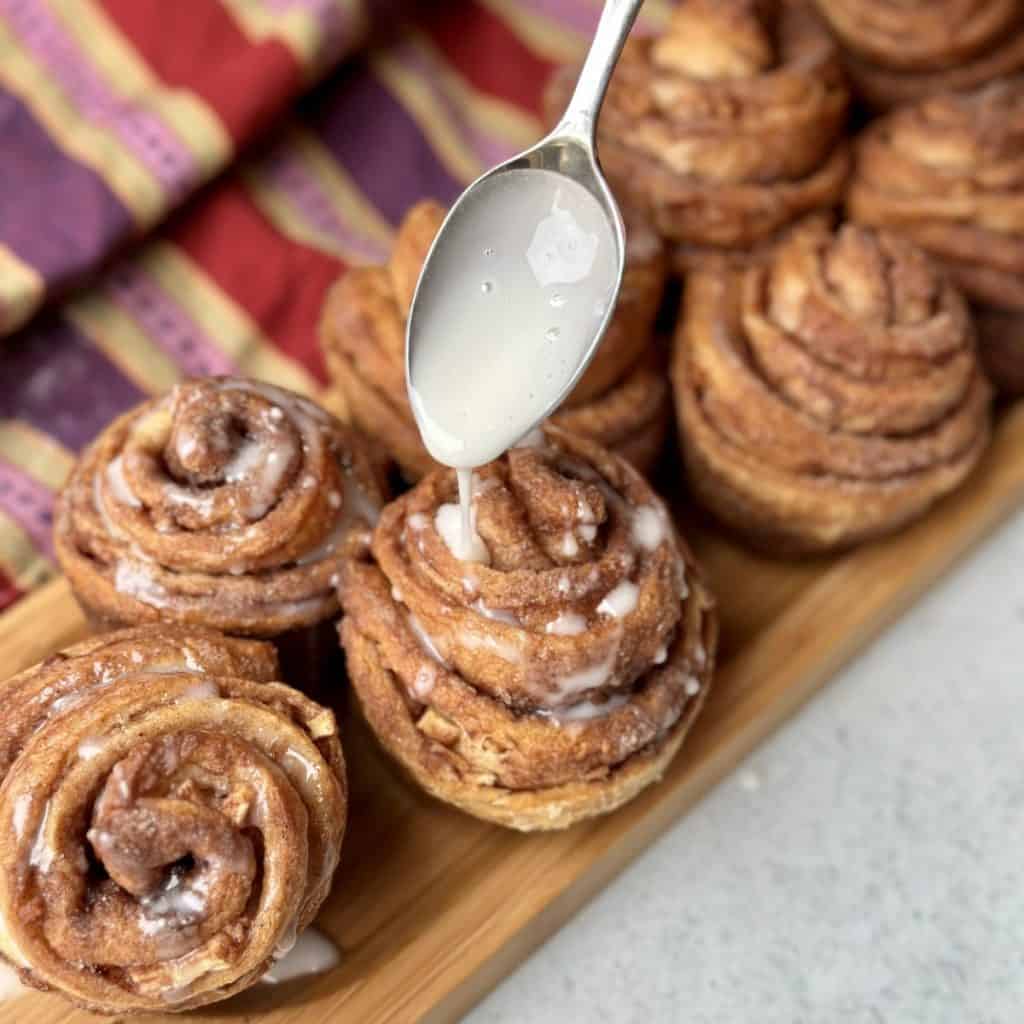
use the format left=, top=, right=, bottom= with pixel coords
left=555, top=0, right=645, bottom=146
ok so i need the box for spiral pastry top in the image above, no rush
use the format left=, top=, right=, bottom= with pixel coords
left=672, top=222, right=991, bottom=553
left=847, top=81, right=1024, bottom=313
left=545, top=0, right=849, bottom=254
left=813, top=0, right=1024, bottom=107
left=0, top=625, right=346, bottom=1014
left=320, top=200, right=670, bottom=480
left=339, top=426, right=717, bottom=831
left=55, top=377, right=386, bottom=637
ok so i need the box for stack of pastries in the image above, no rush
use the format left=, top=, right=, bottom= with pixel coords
left=812, top=0, right=1024, bottom=108
left=847, top=80, right=1024, bottom=393
left=0, top=627, right=346, bottom=1013
left=544, top=0, right=851, bottom=272
left=5, top=0, right=1022, bottom=1012
left=320, top=200, right=672, bottom=478
left=338, top=426, right=716, bottom=830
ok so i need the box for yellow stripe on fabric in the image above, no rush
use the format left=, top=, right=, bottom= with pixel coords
left=221, top=0, right=365, bottom=73
left=411, top=31, right=541, bottom=151
left=245, top=127, right=393, bottom=263
left=370, top=50, right=484, bottom=185
left=66, top=292, right=182, bottom=396
left=0, top=21, right=161, bottom=225
left=0, top=245, right=45, bottom=336
left=140, top=244, right=319, bottom=396
left=56, top=0, right=232, bottom=179
left=479, top=0, right=673, bottom=63
left=478, top=0, right=588, bottom=62
left=289, top=129, right=394, bottom=248
left=0, top=423, right=73, bottom=491
left=242, top=167, right=351, bottom=263
left=0, top=511, right=53, bottom=591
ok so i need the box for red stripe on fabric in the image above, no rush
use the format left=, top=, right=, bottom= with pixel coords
left=170, top=182, right=343, bottom=382
left=100, top=0, right=302, bottom=141
left=0, top=568, right=21, bottom=613
left=418, top=1, right=556, bottom=115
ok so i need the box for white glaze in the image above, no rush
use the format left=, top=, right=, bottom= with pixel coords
left=408, top=613, right=448, bottom=666
left=545, top=611, right=587, bottom=636
left=553, top=693, right=629, bottom=722
left=262, top=928, right=340, bottom=985
left=106, top=456, right=141, bottom=508
left=77, top=737, right=106, bottom=760
left=631, top=505, right=668, bottom=552
left=597, top=581, right=639, bottom=619
left=472, top=599, right=520, bottom=626
left=0, top=963, right=25, bottom=1004
left=412, top=664, right=437, bottom=700
left=408, top=169, right=617, bottom=470
left=435, top=503, right=489, bottom=563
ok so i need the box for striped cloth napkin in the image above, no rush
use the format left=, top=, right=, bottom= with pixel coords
left=0, top=0, right=671, bottom=613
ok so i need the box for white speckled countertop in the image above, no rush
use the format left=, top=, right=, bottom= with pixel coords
left=467, top=508, right=1024, bottom=1024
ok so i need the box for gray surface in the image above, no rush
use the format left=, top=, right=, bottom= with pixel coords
left=467, top=508, right=1024, bottom=1024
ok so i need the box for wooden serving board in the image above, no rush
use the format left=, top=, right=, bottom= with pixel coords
left=4, top=401, right=1024, bottom=1024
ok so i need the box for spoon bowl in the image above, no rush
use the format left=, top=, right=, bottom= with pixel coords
left=406, top=0, right=644, bottom=470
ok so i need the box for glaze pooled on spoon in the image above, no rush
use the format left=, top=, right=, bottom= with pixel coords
left=408, top=168, right=618, bottom=472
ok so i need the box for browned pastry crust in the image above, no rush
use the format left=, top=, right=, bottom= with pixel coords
left=672, top=222, right=992, bottom=554
left=0, top=626, right=346, bottom=1014
left=847, top=82, right=1024, bottom=391
left=54, top=377, right=385, bottom=641
left=545, top=0, right=849, bottom=255
left=338, top=426, right=717, bottom=831
left=813, top=0, right=1024, bottom=108
left=319, top=200, right=670, bottom=480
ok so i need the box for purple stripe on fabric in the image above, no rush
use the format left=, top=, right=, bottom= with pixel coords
left=395, top=39, right=516, bottom=170
left=0, top=457, right=56, bottom=558
left=0, top=315, right=144, bottom=451
left=1, top=0, right=198, bottom=201
left=105, top=262, right=236, bottom=378
left=307, top=62, right=462, bottom=223
left=0, top=87, right=132, bottom=284
left=258, top=139, right=388, bottom=262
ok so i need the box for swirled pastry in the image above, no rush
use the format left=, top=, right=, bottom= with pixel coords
left=545, top=0, right=850, bottom=271
left=320, top=200, right=671, bottom=480
left=339, top=426, right=717, bottom=831
left=54, top=377, right=385, bottom=682
left=672, top=222, right=991, bottom=554
left=0, top=626, right=346, bottom=1013
left=813, top=0, right=1024, bottom=108
left=847, top=82, right=1024, bottom=392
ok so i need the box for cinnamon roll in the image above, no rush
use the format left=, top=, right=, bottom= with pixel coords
left=813, top=0, right=1024, bottom=108
left=319, top=200, right=671, bottom=480
left=544, top=0, right=850, bottom=272
left=847, top=82, right=1024, bottom=393
left=0, top=625, right=346, bottom=1014
left=339, top=426, right=717, bottom=831
left=672, top=222, right=991, bottom=554
left=54, top=377, right=386, bottom=685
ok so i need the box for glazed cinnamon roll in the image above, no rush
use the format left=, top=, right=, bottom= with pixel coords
left=847, top=82, right=1024, bottom=393
left=812, top=0, right=1024, bottom=108
left=672, top=222, right=991, bottom=554
left=339, top=426, right=717, bottom=831
left=320, top=200, right=671, bottom=480
left=544, top=0, right=850, bottom=272
left=0, top=626, right=346, bottom=1014
left=54, top=377, right=385, bottom=684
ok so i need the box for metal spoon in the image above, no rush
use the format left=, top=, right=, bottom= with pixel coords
left=406, top=0, right=644, bottom=469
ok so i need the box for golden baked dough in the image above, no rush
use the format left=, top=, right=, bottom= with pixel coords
left=847, top=81, right=1024, bottom=392
left=545, top=0, right=849, bottom=270
left=672, top=222, right=991, bottom=554
left=320, top=201, right=670, bottom=479
left=55, top=378, right=385, bottom=644
left=813, top=0, right=1024, bottom=107
left=0, top=626, right=346, bottom=1014
left=338, top=426, right=717, bottom=831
